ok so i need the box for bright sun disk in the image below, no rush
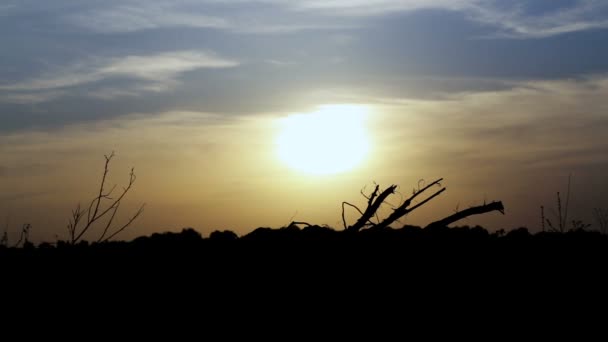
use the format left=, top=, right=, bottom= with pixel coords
left=276, top=104, right=370, bottom=175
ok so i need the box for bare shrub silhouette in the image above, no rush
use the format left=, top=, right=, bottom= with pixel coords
left=593, top=208, right=608, bottom=234
left=1, top=219, right=32, bottom=248
left=541, top=174, right=590, bottom=233
left=14, top=223, right=31, bottom=248
left=1, top=218, right=8, bottom=247
left=542, top=175, right=571, bottom=233
left=342, top=178, right=504, bottom=232
left=67, top=152, right=145, bottom=244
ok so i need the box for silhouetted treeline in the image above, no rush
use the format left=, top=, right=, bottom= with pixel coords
left=4, top=225, right=607, bottom=311
left=3, top=224, right=607, bottom=260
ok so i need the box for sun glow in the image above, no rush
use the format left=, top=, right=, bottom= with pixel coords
left=276, top=104, right=370, bottom=175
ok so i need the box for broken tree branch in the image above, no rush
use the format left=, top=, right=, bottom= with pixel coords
left=374, top=179, right=446, bottom=230
left=341, top=178, right=503, bottom=233
left=425, top=201, right=505, bottom=229
left=347, top=185, right=397, bottom=232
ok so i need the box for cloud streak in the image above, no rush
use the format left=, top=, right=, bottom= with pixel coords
left=468, top=1, right=608, bottom=39
left=65, top=0, right=349, bottom=34
left=59, top=0, right=608, bottom=38
left=296, top=0, right=608, bottom=38
left=0, top=91, right=66, bottom=104
left=0, top=51, right=238, bottom=101
left=68, top=3, right=228, bottom=33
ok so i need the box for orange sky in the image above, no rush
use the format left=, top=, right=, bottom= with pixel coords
left=3, top=76, right=608, bottom=242
left=2, top=1, right=608, bottom=242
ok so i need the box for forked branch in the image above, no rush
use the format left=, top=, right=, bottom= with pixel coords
left=374, top=178, right=445, bottom=230
left=344, top=179, right=446, bottom=232
left=67, top=152, right=144, bottom=244
left=341, top=178, right=503, bottom=232
left=346, top=185, right=397, bottom=232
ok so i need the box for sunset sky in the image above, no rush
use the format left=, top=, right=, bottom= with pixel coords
left=2, top=0, right=608, bottom=242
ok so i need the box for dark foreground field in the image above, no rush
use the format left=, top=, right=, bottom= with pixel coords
left=3, top=225, right=607, bottom=327
left=4, top=225, right=607, bottom=273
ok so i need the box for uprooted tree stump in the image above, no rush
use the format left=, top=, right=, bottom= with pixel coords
left=342, top=178, right=504, bottom=232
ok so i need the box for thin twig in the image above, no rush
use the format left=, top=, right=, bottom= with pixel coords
left=342, top=201, right=365, bottom=230
left=103, top=203, right=145, bottom=242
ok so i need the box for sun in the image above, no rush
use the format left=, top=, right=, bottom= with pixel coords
left=276, top=104, right=371, bottom=175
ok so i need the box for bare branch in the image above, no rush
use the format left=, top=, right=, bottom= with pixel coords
left=406, top=187, right=446, bottom=213
left=68, top=153, right=144, bottom=244
left=15, top=223, right=31, bottom=248
left=546, top=218, right=557, bottom=232
left=342, top=201, right=365, bottom=230
left=403, top=178, right=444, bottom=209
left=88, top=151, right=114, bottom=224
left=374, top=185, right=446, bottom=230
left=541, top=206, right=546, bottom=232
left=366, top=185, right=380, bottom=208
left=563, top=174, right=572, bottom=233
left=593, top=208, right=608, bottom=234
left=425, top=201, right=505, bottom=229
left=347, top=185, right=397, bottom=232
left=368, top=178, right=444, bottom=230
left=342, top=177, right=502, bottom=233
left=97, top=201, right=120, bottom=243
left=103, top=203, right=145, bottom=242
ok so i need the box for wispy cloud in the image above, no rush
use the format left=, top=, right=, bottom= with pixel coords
left=0, top=91, right=66, bottom=104
left=272, top=0, right=608, bottom=38
left=264, top=59, right=296, bottom=67
left=286, top=0, right=473, bottom=15
left=52, top=0, right=608, bottom=38
left=0, top=51, right=238, bottom=101
left=66, top=0, right=348, bottom=34
left=468, top=1, right=608, bottom=39
left=68, top=3, right=228, bottom=33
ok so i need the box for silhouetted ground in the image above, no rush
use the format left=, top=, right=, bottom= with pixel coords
left=3, top=225, right=607, bottom=327
left=4, top=225, right=607, bottom=272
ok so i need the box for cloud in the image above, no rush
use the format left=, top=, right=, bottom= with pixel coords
left=382, top=74, right=608, bottom=169
left=68, top=3, right=228, bottom=33
left=0, top=51, right=238, bottom=101
left=3, top=74, right=608, bottom=235
left=65, top=0, right=348, bottom=34
left=20, top=0, right=606, bottom=38
left=468, top=1, right=608, bottom=39
left=287, top=0, right=473, bottom=15
left=99, top=51, right=237, bottom=80
left=0, top=91, right=66, bottom=104
left=265, top=59, right=296, bottom=67
left=274, top=0, right=608, bottom=38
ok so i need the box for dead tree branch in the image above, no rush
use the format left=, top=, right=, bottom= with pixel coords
left=67, top=152, right=145, bottom=244
left=374, top=178, right=445, bottom=230
left=14, top=223, right=31, bottom=248
left=342, top=202, right=365, bottom=230
left=425, top=201, right=505, bottom=229
left=593, top=208, right=608, bottom=235
left=346, top=185, right=397, bottom=232
left=101, top=203, right=145, bottom=242
left=341, top=178, right=503, bottom=232
left=343, top=179, right=446, bottom=232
